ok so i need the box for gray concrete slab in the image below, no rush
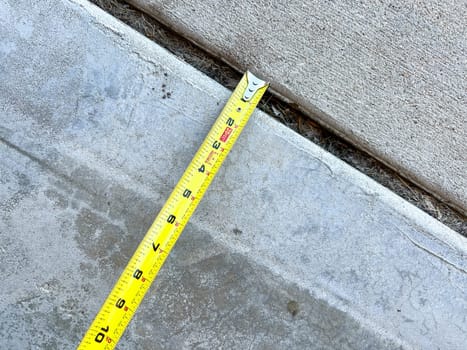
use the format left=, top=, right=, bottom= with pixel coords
left=1, top=0, right=466, bottom=349
left=127, top=0, right=467, bottom=213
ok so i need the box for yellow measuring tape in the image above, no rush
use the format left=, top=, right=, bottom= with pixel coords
left=78, top=71, right=268, bottom=349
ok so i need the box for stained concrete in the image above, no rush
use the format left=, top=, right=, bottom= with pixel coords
left=127, top=0, right=467, bottom=213
left=1, top=0, right=466, bottom=349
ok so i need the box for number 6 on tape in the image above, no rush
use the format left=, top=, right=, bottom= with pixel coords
left=78, top=71, right=268, bottom=349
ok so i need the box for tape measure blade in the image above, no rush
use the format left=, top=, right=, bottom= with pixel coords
left=78, top=71, right=268, bottom=349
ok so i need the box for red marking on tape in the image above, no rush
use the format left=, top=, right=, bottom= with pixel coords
left=124, top=306, right=128, bottom=312
left=220, top=127, right=233, bottom=142
left=175, top=222, right=180, bottom=227
left=191, top=196, right=195, bottom=201
left=141, top=277, right=146, bottom=282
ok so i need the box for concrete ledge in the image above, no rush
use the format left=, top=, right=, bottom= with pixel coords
left=0, top=0, right=466, bottom=348
left=127, top=0, right=467, bottom=213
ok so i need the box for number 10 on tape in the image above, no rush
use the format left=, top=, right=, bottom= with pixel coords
left=78, top=71, right=268, bottom=349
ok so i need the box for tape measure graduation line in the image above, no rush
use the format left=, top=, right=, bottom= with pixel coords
left=78, top=71, right=268, bottom=349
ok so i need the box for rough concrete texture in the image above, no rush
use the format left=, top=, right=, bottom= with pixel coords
left=1, top=0, right=466, bottom=349
left=127, top=0, right=467, bottom=213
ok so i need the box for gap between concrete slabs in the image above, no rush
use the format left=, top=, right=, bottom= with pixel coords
left=126, top=0, right=467, bottom=214
left=88, top=0, right=466, bottom=235
left=0, top=0, right=466, bottom=348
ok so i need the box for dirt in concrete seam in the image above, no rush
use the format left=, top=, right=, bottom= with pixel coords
left=89, top=0, right=466, bottom=236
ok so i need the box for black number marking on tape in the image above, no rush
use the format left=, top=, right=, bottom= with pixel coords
left=212, top=141, right=221, bottom=149
left=167, top=215, right=176, bottom=224
left=133, top=269, right=143, bottom=280
left=226, top=118, right=234, bottom=126
left=95, top=326, right=109, bottom=343
left=116, top=298, right=125, bottom=309
left=152, top=242, right=160, bottom=252
left=183, top=189, right=192, bottom=198
left=198, top=164, right=205, bottom=173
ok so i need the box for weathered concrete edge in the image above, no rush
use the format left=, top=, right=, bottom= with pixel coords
left=125, top=0, right=466, bottom=214
left=68, top=0, right=466, bottom=345
left=78, top=0, right=464, bottom=251
left=257, top=115, right=467, bottom=257
left=79, top=0, right=466, bottom=302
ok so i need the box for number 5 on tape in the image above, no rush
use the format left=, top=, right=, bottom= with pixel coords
left=78, top=71, right=268, bottom=349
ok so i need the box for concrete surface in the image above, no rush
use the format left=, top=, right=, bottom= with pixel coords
left=1, top=0, right=466, bottom=349
left=127, top=0, right=467, bottom=213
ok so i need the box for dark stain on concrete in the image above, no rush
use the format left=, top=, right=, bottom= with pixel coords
left=125, top=226, right=404, bottom=349
left=55, top=162, right=404, bottom=348
left=161, top=82, right=172, bottom=99
left=74, top=207, right=136, bottom=270
left=287, top=300, right=299, bottom=317
left=0, top=164, right=405, bottom=349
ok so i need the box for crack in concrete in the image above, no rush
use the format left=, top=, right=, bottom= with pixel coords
left=398, top=228, right=466, bottom=274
